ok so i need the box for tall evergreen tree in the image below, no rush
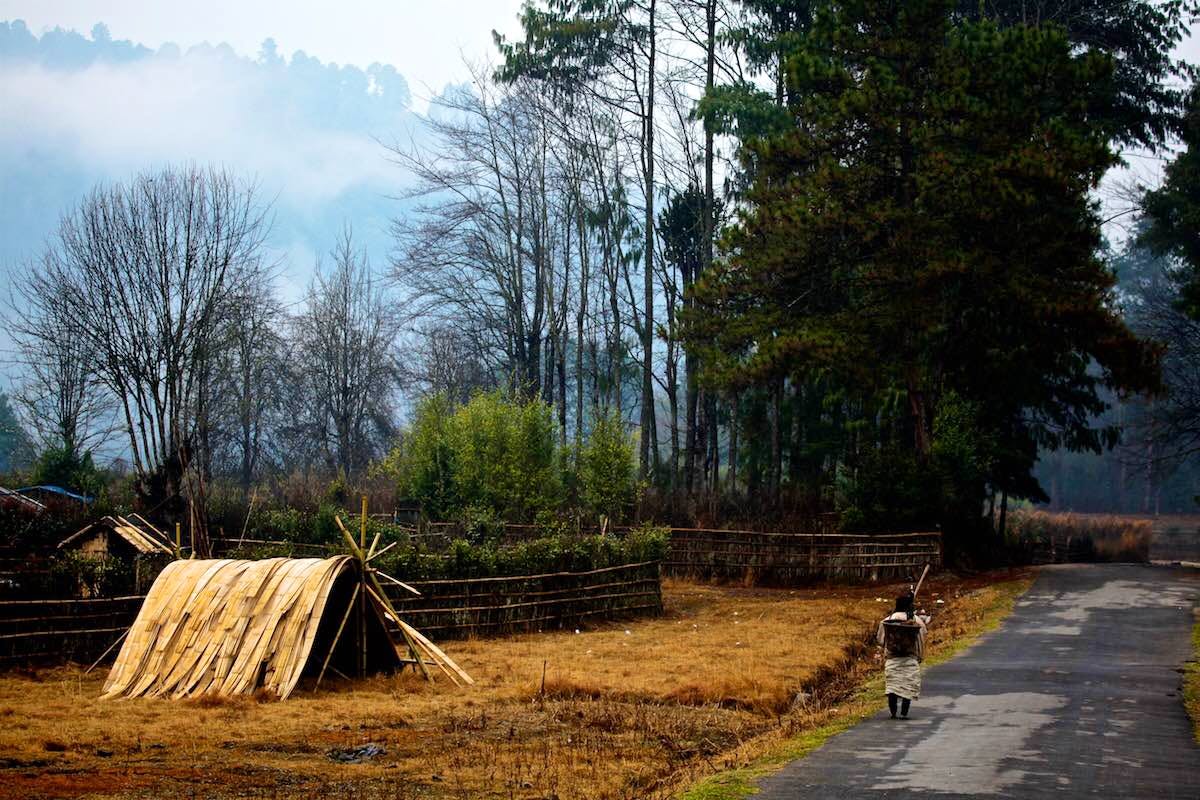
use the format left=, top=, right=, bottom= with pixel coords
left=686, top=0, right=1160, bottom=532
left=0, top=393, right=34, bottom=475
left=1141, top=87, right=1200, bottom=319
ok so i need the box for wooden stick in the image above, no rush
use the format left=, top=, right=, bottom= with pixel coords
left=238, top=489, right=257, bottom=546
left=374, top=569, right=421, bottom=596
left=363, top=575, right=435, bottom=682
left=360, top=496, right=368, bottom=551
left=359, top=499, right=368, bottom=679
left=393, top=616, right=474, bottom=686
left=366, top=541, right=396, bottom=563
left=912, top=563, right=931, bottom=605
left=367, top=531, right=382, bottom=560
left=365, top=590, right=454, bottom=684
left=362, top=582, right=432, bottom=682
left=85, top=628, right=129, bottom=674
left=315, top=584, right=360, bottom=691
left=335, top=517, right=363, bottom=558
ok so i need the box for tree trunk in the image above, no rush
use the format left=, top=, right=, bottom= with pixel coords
left=998, top=489, right=1009, bottom=541
left=770, top=379, right=783, bottom=506
left=639, top=0, right=657, bottom=480
left=707, top=393, right=720, bottom=499
left=728, top=390, right=739, bottom=494
left=576, top=203, right=588, bottom=457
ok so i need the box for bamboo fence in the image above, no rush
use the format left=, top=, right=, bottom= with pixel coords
left=0, top=561, right=663, bottom=666
left=382, top=561, right=663, bottom=638
left=0, top=595, right=143, bottom=665
left=663, top=529, right=942, bottom=583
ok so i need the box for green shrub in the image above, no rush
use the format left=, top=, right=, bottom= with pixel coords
left=323, top=473, right=352, bottom=506
left=378, top=392, right=458, bottom=518
left=259, top=506, right=311, bottom=541
left=449, top=391, right=563, bottom=521
left=313, top=503, right=343, bottom=544
left=372, top=525, right=669, bottom=581
left=578, top=410, right=637, bottom=521
left=48, top=552, right=133, bottom=597
left=460, top=505, right=504, bottom=544
left=379, top=391, right=565, bottom=522
left=29, top=446, right=105, bottom=498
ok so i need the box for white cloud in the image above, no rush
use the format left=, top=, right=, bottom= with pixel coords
left=0, top=55, right=411, bottom=209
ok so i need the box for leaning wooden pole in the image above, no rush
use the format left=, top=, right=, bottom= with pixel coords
left=912, top=563, right=931, bottom=606
left=334, top=514, right=433, bottom=681
left=359, top=495, right=368, bottom=678
left=315, top=584, right=360, bottom=690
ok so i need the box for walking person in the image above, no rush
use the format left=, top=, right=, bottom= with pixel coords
left=877, top=592, right=930, bottom=719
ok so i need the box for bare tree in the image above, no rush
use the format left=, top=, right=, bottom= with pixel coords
left=9, top=287, right=115, bottom=459
left=1125, top=257, right=1200, bottom=462
left=389, top=68, right=557, bottom=399
left=403, top=325, right=495, bottom=404
left=17, top=166, right=269, bottom=551
left=205, top=274, right=287, bottom=495
left=288, top=227, right=401, bottom=477
left=497, top=0, right=664, bottom=478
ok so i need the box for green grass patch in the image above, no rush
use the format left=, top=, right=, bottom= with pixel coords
left=680, top=685, right=882, bottom=800
left=1184, top=614, right=1200, bottom=744
left=679, top=574, right=1035, bottom=800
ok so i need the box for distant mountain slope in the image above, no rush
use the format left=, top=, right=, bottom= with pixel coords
left=0, top=20, right=424, bottom=301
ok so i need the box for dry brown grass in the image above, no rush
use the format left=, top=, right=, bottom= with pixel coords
left=0, top=571, right=1030, bottom=800
left=1007, top=510, right=1152, bottom=562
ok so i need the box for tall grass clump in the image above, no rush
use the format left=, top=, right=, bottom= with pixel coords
left=1005, top=510, right=1150, bottom=563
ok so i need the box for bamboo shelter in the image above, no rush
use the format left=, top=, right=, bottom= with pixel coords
left=60, top=515, right=174, bottom=557
left=101, top=551, right=472, bottom=700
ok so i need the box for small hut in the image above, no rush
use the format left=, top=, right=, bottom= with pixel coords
left=58, top=515, right=174, bottom=559
left=0, top=486, right=45, bottom=514
left=102, top=555, right=472, bottom=700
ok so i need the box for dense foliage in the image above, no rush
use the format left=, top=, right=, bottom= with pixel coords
left=374, top=524, right=668, bottom=580
left=376, top=391, right=638, bottom=523
left=686, top=0, right=1161, bottom=538
left=1142, top=87, right=1200, bottom=320
left=0, top=393, right=34, bottom=474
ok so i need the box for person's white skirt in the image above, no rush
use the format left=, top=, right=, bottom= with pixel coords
left=884, top=656, right=921, bottom=700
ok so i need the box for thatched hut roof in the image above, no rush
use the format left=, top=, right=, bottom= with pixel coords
left=60, top=515, right=174, bottom=556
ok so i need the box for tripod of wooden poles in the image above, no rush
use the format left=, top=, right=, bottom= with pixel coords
left=313, top=496, right=473, bottom=689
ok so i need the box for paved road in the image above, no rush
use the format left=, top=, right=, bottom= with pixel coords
left=756, top=565, right=1200, bottom=799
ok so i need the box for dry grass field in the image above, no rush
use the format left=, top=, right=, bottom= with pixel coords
left=0, top=571, right=1032, bottom=800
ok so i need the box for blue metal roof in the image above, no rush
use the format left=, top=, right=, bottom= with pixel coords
left=16, top=485, right=95, bottom=504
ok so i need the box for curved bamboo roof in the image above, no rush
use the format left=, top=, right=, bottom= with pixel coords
left=102, top=557, right=355, bottom=700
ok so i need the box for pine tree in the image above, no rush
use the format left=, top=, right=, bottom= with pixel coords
left=686, top=0, right=1160, bottom=529
left=0, top=393, right=34, bottom=475
left=1141, top=88, right=1200, bottom=319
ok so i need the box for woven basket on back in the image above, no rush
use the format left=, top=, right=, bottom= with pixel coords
left=882, top=619, right=922, bottom=658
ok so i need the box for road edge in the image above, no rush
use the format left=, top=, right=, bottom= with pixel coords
left=676, top=572, right=1037, bottom=800
left=1186, top=611, right=1200, bottom=743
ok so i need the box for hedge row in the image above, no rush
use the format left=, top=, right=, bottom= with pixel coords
left=221, top=524, right=670, bottom=581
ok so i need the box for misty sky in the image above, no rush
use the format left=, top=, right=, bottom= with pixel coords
left=0, top=2, right=534, bottom=344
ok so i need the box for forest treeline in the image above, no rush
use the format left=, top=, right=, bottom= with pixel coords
left=5, top=0, right=1200, bottom=555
